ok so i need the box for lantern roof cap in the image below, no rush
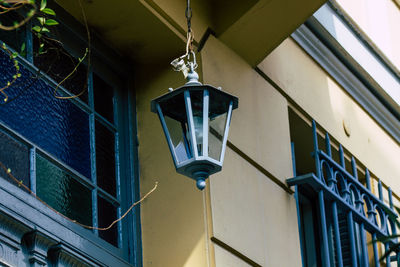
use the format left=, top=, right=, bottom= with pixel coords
left=151, top=83, right=239, bottom=113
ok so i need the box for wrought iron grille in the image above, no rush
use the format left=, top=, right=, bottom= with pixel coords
left=287, top=121, right=400, bottom=267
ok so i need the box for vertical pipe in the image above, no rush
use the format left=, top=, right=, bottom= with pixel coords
left=325, top=133, right=332, bottom=157
left=332, top=202, right=343, bottom=267
left=378, top=180, right=383, bottom=201
left=319, top=190, right=331, bottom=267
left=291, top=142, right=306, bottom=267
left=372, top=233, right=379, bottom=267
left=339, top=145, right=345, bottom=168
left=397, top=252, right=400, bottom=267
left=365, top=168, right=371, bottom=191
left=359, top=223, right=369, bottom=267
left=312, top=121, right=321, bottom=179
left=291, top=142, right=297, bottom=177
left=388, top=187, right=394, bottom=210
left=385, top=243, right=390, bottom=267
left=347, top=212, right=358, bottom=267
left=351, top=157, right=357, bottom=180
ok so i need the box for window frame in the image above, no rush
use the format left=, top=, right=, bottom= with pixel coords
left=0, top=2, right=141, bottom=266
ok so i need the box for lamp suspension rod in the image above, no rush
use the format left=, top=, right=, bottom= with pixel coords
left=185, top=0, right=194, bottom=55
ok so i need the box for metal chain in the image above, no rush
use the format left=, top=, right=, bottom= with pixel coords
left=185, top=0, right=192, bottom=33
left=170, top=0, right=197, bottom=77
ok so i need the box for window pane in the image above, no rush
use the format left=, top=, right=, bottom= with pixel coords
left=0, top=50, right=91, bottom=178
left=93, top=74, right=114, bottom=123
left=33, top=35, right=88, bottom=103
left=98, top=196, right=118, bottom=247
left=159, top=93, right=192, bottom=164
left=0, top=130, right=30, bottom=189
left=95, top=121, right=116, bottom=196
left=36, top=154, right=92, bottom=226
left=208, top=90, right=231, bottom=161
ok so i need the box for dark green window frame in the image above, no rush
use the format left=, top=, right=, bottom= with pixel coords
left=0, top=2, right=141, bottom=265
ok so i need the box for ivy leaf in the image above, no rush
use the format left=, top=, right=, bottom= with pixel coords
left=32, top=25, right=41, bottom=32
left=41, top=8, right=55, bottom=15
left=37, top=17, right=45, bottom=25
left=11, top=52, right=18, bottom=59
left=45, top=19, right=58, bottom=26
left=38, top=44, right=44, bottom=54
left=20, top=42, right=25, bottom=53
left=20, top=43, right=26, bottom=57
left=40, top=0, right=47, bottom=11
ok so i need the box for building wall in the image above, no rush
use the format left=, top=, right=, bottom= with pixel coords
left=201, top=36, right=301, bottom=267
left=135, top=2, right=400, bottom=267
left=136, top=35, right=303, bottom=267
left=258, top=37, right=400, bottom=201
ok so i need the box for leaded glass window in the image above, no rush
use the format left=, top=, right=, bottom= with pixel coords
left=0, top=15, right=129, bottom=250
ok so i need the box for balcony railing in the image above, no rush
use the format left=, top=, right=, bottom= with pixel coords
left=287, top=121, right=399, bottom=267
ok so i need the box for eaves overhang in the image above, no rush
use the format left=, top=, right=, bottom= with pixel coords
left=55, top=0, right=327, bottom=66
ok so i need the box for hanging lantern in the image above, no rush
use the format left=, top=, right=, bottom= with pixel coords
left=151, top=63, right=238, bottom=190
left=151, top=0, right=238, bottom=190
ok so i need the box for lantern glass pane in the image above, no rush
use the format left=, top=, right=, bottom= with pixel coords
left=159, top=94, right=192, bottom=164
left=190, top=90, right=204, bottom=156
left=208, top=113, right=227, bottom=161
left=208, top=90, right=231, bottom=161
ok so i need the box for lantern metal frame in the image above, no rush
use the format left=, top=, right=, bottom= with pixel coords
left=151, top=73, right=238, bottom=190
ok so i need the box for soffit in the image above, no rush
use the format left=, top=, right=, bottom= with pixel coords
left=55, top=0, right=326, bottom=66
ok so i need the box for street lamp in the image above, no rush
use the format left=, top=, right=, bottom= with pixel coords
left=151, top=64, right=238, bottom=190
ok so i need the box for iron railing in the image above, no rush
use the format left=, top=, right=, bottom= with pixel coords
left=287, top=121, right=399, bottom=267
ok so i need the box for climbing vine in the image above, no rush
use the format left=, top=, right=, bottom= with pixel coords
left=0, top=0, right=90, bottom=102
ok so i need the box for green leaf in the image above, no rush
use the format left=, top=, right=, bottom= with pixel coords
left=45, top=19, right=58, bottom=26
left=37, top=17, right=45, bottom=25
left=20, top=42, right=25, bottom=53
left=32, top=25, right=41, bottom=32
left=41, top=8, right=55, bottom=15
left=40, top=0, right=47, bottom=11
left=11, top=52, right=18, bottom=58
left=41, top=27, right=50, bottom=33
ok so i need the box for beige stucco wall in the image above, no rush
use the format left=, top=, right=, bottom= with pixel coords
left=258, top=37, right=400, bottom=198
left=201, top=36, right=302, bottom=267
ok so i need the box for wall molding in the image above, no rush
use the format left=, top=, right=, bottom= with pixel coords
left=291, top=24, right=400, bottom=144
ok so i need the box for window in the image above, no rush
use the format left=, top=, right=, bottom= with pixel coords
left=0, top=3, right=140, bottom=266
left=288, top=110, right=399, bottom=266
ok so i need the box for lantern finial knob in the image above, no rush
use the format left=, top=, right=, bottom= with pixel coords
left=186, top=63, right=200, bottom=85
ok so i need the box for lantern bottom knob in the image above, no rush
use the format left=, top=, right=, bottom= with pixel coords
left=196, top=179, right=206, bottom=190
left=193, top=171, right=209, bottom=190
